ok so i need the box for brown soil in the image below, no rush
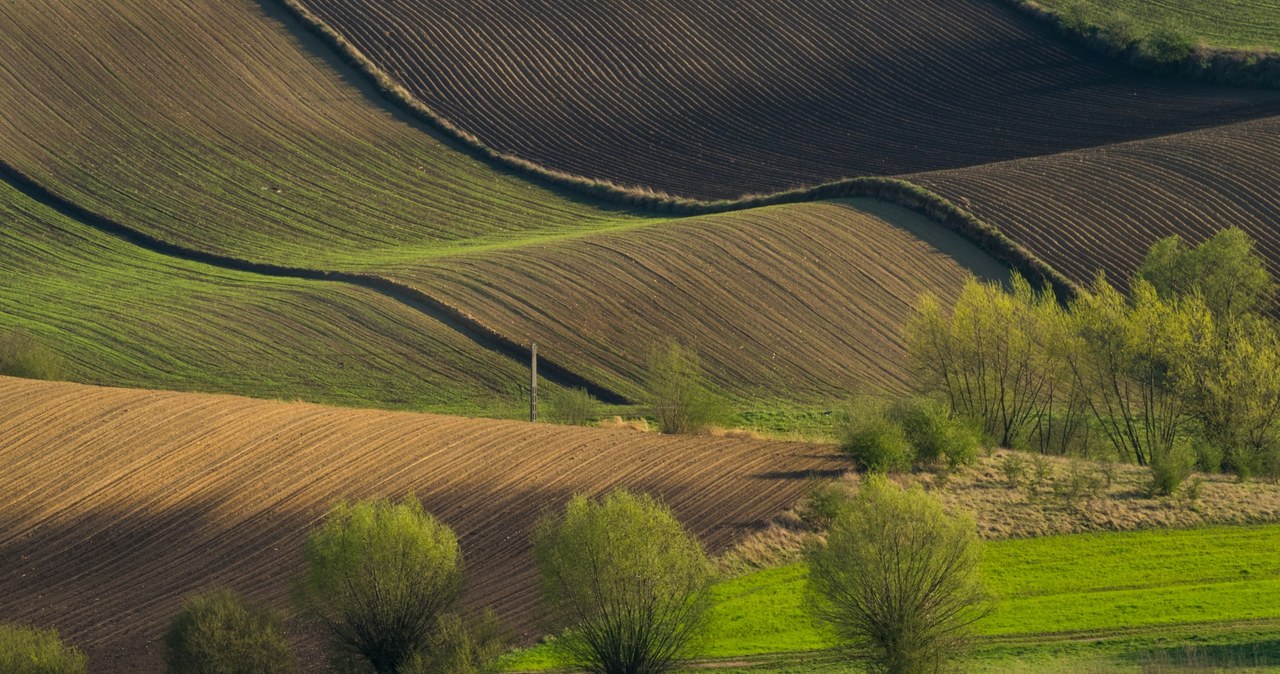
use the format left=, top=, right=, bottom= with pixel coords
left=294, top=0, right=1280, bottom=199
left=0, top=377, right=842, bottom=673
left=404, top=199, right=1010, bottom=400
left=910, top=115, right=1280, bottom=291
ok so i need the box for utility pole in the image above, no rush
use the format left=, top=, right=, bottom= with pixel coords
left=530, top=342, right=538, bottom=423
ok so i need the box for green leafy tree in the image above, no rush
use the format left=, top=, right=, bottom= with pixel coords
left=1066, top=277, right=1212, bottom=472
left=806, top=478, right=990, bottom=674
left=907, top=275, right=1067, bottom=448
left=296, top=496, right=464, bottom=674
left=163, top=589, right=293, bottom=674
left=533, top=489, right=713, bottom=674
left=646, top=341, right=719, bottom=434
left=0, top=623, right=87, bottom=674
left=1137, top=228, right=1275, bottom=322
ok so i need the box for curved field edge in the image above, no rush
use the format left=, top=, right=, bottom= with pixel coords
left=0, top=377, right=843, bottom=673
left=0, top=177, right=563, bottom=414
left=403, top=199, right=1014, bottom=402
left=0, top=160, right=628, bottom=404
left=999, top=0, right=1280, bottom=89
left=270, top=0, right=1076, bottom=294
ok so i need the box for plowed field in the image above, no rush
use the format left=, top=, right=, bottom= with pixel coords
left=293, top=0, right=1280, bottom=199
left=0, top=377, right=841, bottom=673
left=909, top=115, right=1280, bottom=287
left=402, top=199, right=1010, bottom=401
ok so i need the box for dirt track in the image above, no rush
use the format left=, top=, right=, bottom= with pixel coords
left=0, top=378, right=841, bottom=672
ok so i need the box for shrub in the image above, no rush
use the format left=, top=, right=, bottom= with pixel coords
left=1149, top=443, right=1196, bottom=497
left=999, top=453, right=1027, bottom=490
left=0, top=623, right=87, bottom=674
left=397, top=611, right=508, bottom=674
left=0, top=331, right=67, bottom=380
left=646, top=341, right=719, bottom=435
left=546, top=387, right=600, bottom=426
left=798, top=479, right=851, bottom=531
left=163, top=589, right=293, bottom=674
left=887, top=397, right=981, bottom=468
left=296, top=496, right=464, bottom=674
left=1138, top=26, right=1196, bottom=64
left=806, top=478, right=990, bottom=674
left=533, top=489, right=713, bottom=674
left=838, top=405, right=912, bottom=474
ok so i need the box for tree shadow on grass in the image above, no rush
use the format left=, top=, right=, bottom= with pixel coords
left=1126, top=639, right=1280, bottom=670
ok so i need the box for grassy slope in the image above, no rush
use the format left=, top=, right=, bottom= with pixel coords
left=0, top=0, right=1020, bottom=407
left=0, top=0, right=653, bottom=269
left=507, top=525, right=1280, bottom=669
left=0, top=178, right=547, bottom=415
left=404, top=198, right=1010, bottom=402
left=1033, top=0, right=1280, bottom=52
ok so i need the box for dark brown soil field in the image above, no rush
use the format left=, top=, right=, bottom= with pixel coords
left=909, top=115, right=1280, bottom=287
left=292, top=0, right=1280, bottom=199
left=401, top=199, right=1010, bottom=401
left=0, top=377, right=841, bottom=673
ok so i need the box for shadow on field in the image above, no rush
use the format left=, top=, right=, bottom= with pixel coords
left=1131, top=639, right=1280, bottom=670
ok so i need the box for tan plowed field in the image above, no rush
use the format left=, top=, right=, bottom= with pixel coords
left=0, top=377, right=841, bottom=672
left=294, top=0, right=1280, bottom=199
left=401, top=199, right=1010, bottom=402
left=910, top=115, right=1280, bottom=287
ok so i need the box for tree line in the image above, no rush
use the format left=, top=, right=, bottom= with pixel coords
left=907, top=228, right=1280, bottom=494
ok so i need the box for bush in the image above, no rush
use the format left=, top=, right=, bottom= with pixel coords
left=546, top=387, right=600, bottom=426
left=646, top=341, right=719, bottom=435
left=397, top=610, right=508, bottom=674
left=806, top=478, right=990, bottom=674
left=887, top=397, right=981, bottom=468
left=1149, top=443, right=1196, bottom=497
left=838, top=405, right=912, bottom=474
left=999, top=453, right=1027, bottom=490
left=533, top=489, right=713, bottom=674
left=0, top=331, right=66, bottom=380
left=296, top=496, right=464, bottom=674
left=0, top=623, right=87, bottom=674
left=798, top=479, right=851, bottom=531
left=163, top=589, right=293, bottom=674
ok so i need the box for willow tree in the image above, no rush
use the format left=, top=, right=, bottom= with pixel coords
left=533, top=489, right=712, bottom=674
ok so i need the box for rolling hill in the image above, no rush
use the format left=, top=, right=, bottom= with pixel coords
left=0, top=0, right=1020, bottom=408
left=0, top=377, right=842, bottom=673
left=402, top=199, right=1010, bottom=402
left=909, top=114, right=1280, bottom=288
left=288, top=0, right=1280, bottom=199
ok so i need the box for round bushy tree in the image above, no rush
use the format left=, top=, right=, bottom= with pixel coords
left=533, top=489, right=713, bottom=674
left=806, top=478, right=990, bottom=674
left=297, top=496, right=463, bottom=674
left=163, top=589, right=293, bottom=674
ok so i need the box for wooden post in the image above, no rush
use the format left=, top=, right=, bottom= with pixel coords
left=530, top=342, right=538, bottom=423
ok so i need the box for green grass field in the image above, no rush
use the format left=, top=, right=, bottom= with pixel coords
left=1033, top=0, right=1280, bottom=52
left=0, top=176, right=559, bottom=416
left=504, top=524, right=1280, bottom=671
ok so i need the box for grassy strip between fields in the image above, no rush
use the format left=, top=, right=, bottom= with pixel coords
left=1002, top=0, right=1280, bottom=88
left=503, top=524, right=1280, bottom=670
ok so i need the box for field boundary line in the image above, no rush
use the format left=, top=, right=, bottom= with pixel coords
left=0, top=160, right=631, bottom=404
left=267, top=0, right=1077, bottom=298
left=997, top=0, right=1280, bottom=89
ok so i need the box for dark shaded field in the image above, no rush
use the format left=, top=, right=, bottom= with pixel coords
left=295, top=0, right=1280, bottom=199
left=910, top=115, right=1280, bottom=288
